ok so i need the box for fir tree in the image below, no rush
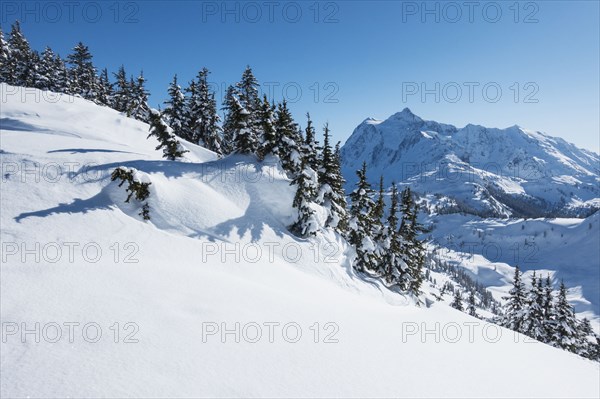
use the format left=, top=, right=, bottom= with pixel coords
left=451, top=289, right=464, bottom=311
left=551, top=280, right=578, bottom=352
left=230, top=96, right=257, bottom=154
left=399, top=188, right=425, bottom=296
left=290, top=157, right=320, bottom=237
left=129, top=71, right=150, bottom=121
left=0, top=26, right=10, bottom=83
left=36, top=47, right=57, bottom=90
left=97, top=68, right=113, bottom=106
left=522, top=272, right=546, bottom=341
left=187, top=68, right=223, bottom=154
left=221, top=84, right=239, bottom=153
left=236, top=65, right=260, bottom=117
left=147, top=109, right=188, bottom=160
left=348, top=162, right=378, bottom=273
left=274, top=100, right=301, bottom=175
left=67, top=41, right=97, bottom=100
left=381, top=182, right=407, bottom=285
left=502, top=266, right=527, bottom=332
left=302, top=113, right=320, bottom=171
left=6, top=21, right=34, bottom=86
left=467, top=290, right=478, bottom=317
left=112, top=65, right=131, bottom=113
left=317, top=125, right=348, bottom=232
left=163, top=74, right=187, bottom=138
left=256, top=95, right=277, bottom=159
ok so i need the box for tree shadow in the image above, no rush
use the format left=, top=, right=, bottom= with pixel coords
left=14, top=191, right=112, bottom=223
left=48, top=148, right=143, bottom=155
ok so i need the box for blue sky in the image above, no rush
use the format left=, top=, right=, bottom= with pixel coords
left=3, top=1, right=599, bottom=152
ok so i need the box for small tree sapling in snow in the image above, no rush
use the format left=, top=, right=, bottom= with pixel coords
left=111, top=167, right=152, bottom=220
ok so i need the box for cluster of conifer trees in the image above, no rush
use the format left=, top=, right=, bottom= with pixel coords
left=501, top=267, right=599, bottom=361
left=0, top=22, right=150, bottom=122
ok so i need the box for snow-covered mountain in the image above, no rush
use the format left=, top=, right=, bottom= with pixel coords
left=341, top=108, right=599, bottom=218
left=1, top=85, right=599, bottom=397
left=341, top=109, right=600, bottom=320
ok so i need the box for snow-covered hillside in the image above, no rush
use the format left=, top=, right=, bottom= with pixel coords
left=1, top=84, right=599, bottom=397
left=341, top=108, right=599, bottom=218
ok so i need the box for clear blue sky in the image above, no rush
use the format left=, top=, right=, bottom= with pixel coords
left=3, top=0, right=599, bottom=152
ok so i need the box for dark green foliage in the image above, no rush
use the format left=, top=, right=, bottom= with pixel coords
left=111, top=167, right=151, bottom=220
left=147, top=109, right=188, bottom=160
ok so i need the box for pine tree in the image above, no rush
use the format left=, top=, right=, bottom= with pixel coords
left=576, top=318, right=596, bottom=359
left=399, top=188, right=425, bottom=296
left=522, top=272, right=546, bottom=341
left=348, top=162, right=378, bottom=273
left=551, top=280, right=578, bottom=352
left=147, top=109, right=188, bottom=160
left=502, top=266, right=527, bottom=332
left=451, top=289, right=464, bottom=311
left=0, top=26, right=10, bottom=83
left=542, top=275, right=554, bottom=338
left=67, top=42, right=98, bottom=100
left=467, top=290, right=478, bottom=317
left=163, top=74, right=187, bottom=138
left=290, top=156, right=320, bottom=237
left=302, top=113, right=320, bottom=171
left=128, top=71, right=150, bottom=122
left=112, top=65, right=131, bottom=113
left=381, top=183, right=407, bottom=285
left=256, top=95, right=277, bottom=159
left=53, top=54, right=71, bottom=94
left=230, top=96, right=257, bottom=154
left=236, top=65, right=260, bottom=117
left=221, top=84, right=240, bottom=153
left=186, top=68, right=223, bottom=154
left=97, top=68, right=113, bottom=106
left=373, top=176, right=385, bottom=222
left=274, top=100, right=301, bottom=175
left=317, top=125, right=348, bottom=232
left=36, top=47, right=56, bottom=90
left=6, top=21, right=34, bottom=86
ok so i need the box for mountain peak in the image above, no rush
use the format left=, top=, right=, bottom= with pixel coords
left=389, top=107, right=423, bottom=123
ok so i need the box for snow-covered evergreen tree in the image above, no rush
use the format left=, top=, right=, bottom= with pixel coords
left=399, top=187, right=425, bottom=296
left=467, top=290, right=478, bottom=317
left=186, top=68, right=223, bottom=154
left=0, top=26, right=10, bottom=83
left=97, top=68, right=113, bottom=106
left=221, top=84, right=240, bottom=153
left=36, top=47, right=57, bottom=90
left=147, top=109, right=188, bottom=160
left=274, top=100, right=301, bottom=176
left=290, top=156, right=320, bottom=237
left=551, top=280, right=578, bottom=352
left=163, top=74, right=187, bottom=138
left=229, top=96, right=257, bottom=154
left=522, top=272, right=546, bottom=341
left=256, top=95, right=277, bottom=159
left=502, top=266, right=527, bottom=332
left=348, top=162, right=379, bottom=273
left=317, top=125, right=348, bottom=232
left=236, top=65, right=260, bottom=118
left=6, top=21, right=34, bottom=86
left=112, top=65, right=131, bottom=114
left=381, top=183, right=407, bottom=285
left=302, top=113, right=320, bottom=171
left=67, top=42, right=98, bottom=100
left=451, top=289, right=464, bottom=311
left=128, top=71, right=150, bottom=122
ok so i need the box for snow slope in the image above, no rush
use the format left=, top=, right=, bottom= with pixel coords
left=1, top=84, right=599, bottom=397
